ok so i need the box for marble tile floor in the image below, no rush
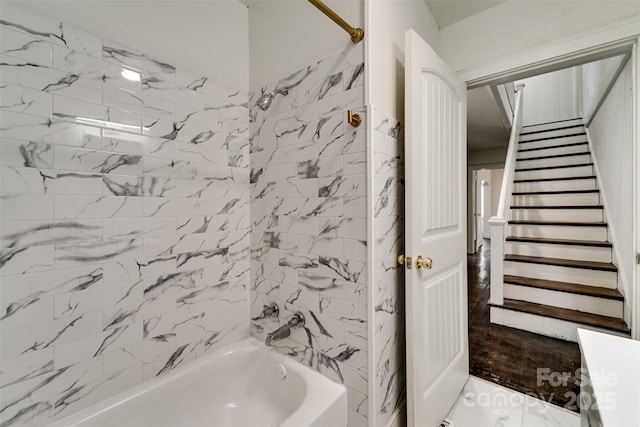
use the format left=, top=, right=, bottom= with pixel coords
left=445, top=376, right=580, bottom=427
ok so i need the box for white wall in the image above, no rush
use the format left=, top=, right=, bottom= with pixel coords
left=476, top=169, right=492, bottom=243
left=10, top=0, right=250, bottom=92
left=581, top=55, right=626, bottom=123
left=367, top=0, right=440, bottom=119
left=588, top=58, right=633, bottom=318
left=516, top=67, right=580, bottom=126
left=468, top=147, right=507, bottom=168
left=248, top=0, right=363, bottom=91
left=439, top=0, right=640, bottom=73
left=491, top=168, right=504, bottom=217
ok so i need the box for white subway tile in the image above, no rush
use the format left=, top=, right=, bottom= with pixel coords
left=0, top=26, right=52, bottom=67
left=0, top=310, right=102, bottom=359
left=0, top=295, right=53, bottom=331
left=0, top=83, right=52, bottom=118
left=103, top=217, right=176, bottom=239
left=0, top=193, right=54, bottom=220
left=0, top=218, right=102, bottom=249
left=54, top=195, right=143, bottom=219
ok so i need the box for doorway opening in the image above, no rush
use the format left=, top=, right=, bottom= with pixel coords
left=463, top=48, right=635, bottom=412
left=470, top=169, right=503, bottom=254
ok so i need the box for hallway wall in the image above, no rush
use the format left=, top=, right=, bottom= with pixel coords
left=367, top=0, right=440, bottom=119
left=587, top=58, right=633, bottom=321
left=581, top=55, right=625, bottom=123
left=490, top=168, right=504, bottom=218
left=516, top=67, right=581, bottom=126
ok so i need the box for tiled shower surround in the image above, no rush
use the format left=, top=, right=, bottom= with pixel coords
left=0, top=4, right=250, bottom=425
left=372, top=108, right=405, bottom=426
left=248, top=47, right=368, bottom=425
left=0, top=4, right=409, bottom=427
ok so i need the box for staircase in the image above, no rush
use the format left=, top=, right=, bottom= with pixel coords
left=490, top=118, right=631, bottom=342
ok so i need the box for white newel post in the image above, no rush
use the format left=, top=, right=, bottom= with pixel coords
left=489, top=217, right=505, bottom=305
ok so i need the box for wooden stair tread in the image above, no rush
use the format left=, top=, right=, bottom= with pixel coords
left=522, top=118, right=582, bottom=128
left=514, top=175, right=596, bottom=183
left=515, top=163, right=592, bottom=172
left=506, top=236, right=612, bottom=247
left=503, top=275, right=623, bottom=300
left=519, top=132, right=586, bottom=143
left=518, top=141, right=588, bottom=153
left=520, top=124, right=584, bottom=136
left=495, top=299, right=630, bottom=334
left=504, top=254, right=617, bottom=272
left=510, top=205, right=602, bottom=209
left=509, top=220, right=607, bottom=227
left=516, top=151, right=590, bottom=162
left=512, top=189, right=599, bottom=195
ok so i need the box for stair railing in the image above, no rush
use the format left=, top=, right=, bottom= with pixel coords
left=489, top=83, right=525, bottom=306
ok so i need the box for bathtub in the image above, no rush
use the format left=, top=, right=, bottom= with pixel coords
left=51, top=338, right=347, bottom=427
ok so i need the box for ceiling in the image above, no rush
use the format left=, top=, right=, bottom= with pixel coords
left=467, top=86, right=510, bottom=151
left=424, top=0, right=505, bottom=28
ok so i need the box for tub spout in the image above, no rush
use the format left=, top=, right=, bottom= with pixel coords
left=266, top=324, right=290, bottom=346
left=265, top=312, right=305, bottom=346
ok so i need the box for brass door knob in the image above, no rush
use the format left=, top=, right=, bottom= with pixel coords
left=416, top=255, right=433, bottom=270
left=397, top=255, right=405, bottom=266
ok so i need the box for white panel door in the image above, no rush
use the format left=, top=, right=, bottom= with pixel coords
left=405, top=29, right=468, bottom=427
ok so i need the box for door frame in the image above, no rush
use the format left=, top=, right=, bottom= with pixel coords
left=457, top=22, right=639, bottom=340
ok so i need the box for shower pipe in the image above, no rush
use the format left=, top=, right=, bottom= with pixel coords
left=307, top=0, right=364, bottom=44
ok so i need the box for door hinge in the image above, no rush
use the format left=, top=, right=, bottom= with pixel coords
left=637, top=252, right=640, bottom=264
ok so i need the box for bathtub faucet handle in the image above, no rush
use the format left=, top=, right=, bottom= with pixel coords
left=287, top=312, right=305, bottom=329
left=262, top=303, right=279, bottom=318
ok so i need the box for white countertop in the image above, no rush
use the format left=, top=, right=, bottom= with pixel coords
left=577, top=329, right=640, bottom=427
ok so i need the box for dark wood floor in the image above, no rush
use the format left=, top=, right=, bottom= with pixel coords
left=468, top=239, right=581, bottom=411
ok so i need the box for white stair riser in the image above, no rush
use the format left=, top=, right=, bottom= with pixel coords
left=503, top=284, right=623, bottom=318
left=506, top=241, right=611, bottom=263
left=511, top=208, right=603, bottom=222
left=521, top=120, right=584, bottom=133
left=515, top=165, right=593, bottom=180
left=512, top=193, right=600, bottom=206
left=490, top=307, right=628, bottom=342
left=520, top=127, right=585, bottom=142
left=504, top=260, right=617, bottom=288
left=513, top=179, right=597, bottom=193
left=517, top=143, right=588, bottom=159
left=518, top=135, right=587, bottom=150
left=516, top=154, right=590, bottom=169
left=508, top=224, right=608, bottom=241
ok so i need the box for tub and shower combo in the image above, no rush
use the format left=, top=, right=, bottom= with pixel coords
left=51, top=308, right=347, bottom=427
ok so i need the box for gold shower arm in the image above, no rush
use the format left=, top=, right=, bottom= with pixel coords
left=307, top=0, right=364, bottom=44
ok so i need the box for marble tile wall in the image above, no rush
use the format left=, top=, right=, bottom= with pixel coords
left=371, top=107, right=405, bottom=426
left=247, top=45, right=367, bottom=426
left=0, top=4, right=250, bottom=425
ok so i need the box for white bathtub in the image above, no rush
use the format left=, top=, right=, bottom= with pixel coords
left=51, top=338, right=347, bottom=427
